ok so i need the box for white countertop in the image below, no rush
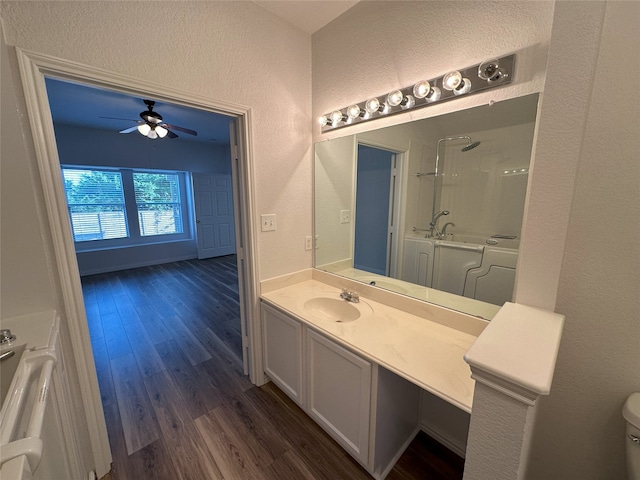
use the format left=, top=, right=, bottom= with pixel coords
left=261, top=279, right=480, bottom=413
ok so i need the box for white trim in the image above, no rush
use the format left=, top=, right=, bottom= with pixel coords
left=15, top=47, right=261, bottom=476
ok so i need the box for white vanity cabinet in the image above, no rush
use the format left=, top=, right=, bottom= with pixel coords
left=306, top=329, right=372, bottom=464
left=260, top=300, right=423, bottom=479
left=262, top=303, right=304, bottom=406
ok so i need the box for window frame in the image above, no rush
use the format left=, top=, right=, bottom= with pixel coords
left=61, top=165, right=192, bottom=252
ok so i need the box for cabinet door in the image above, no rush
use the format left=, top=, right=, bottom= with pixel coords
left=262, top=303, right=304, bottom=406
left=306, top=329, right=371, bottom=465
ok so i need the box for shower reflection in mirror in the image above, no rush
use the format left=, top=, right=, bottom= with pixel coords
left=314, top=94, right=539, bottom=319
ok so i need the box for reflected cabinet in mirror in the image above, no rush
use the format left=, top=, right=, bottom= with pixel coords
left=314, top=94, right=539, bottom=320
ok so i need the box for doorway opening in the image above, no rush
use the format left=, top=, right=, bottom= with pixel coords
left=354, top=143, right=404, bottom=278
left=16, top=48, right=260, bottom=476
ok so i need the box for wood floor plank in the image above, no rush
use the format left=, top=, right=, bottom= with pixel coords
left=155, top=340, right=221, bottom=418
left=194, top=407, right=265, bottom=480
left=217, top=390, right=289, bottom=466
left=144, top=370, right=224, bottom=480
left=161, top=315, right=212, bottom=366
left=102, top=312, right=132, bottom=360
left=92, top=337, right=117, bottom=407
left=197, top=326, right=245, bottom=376
left=102, top=400, right=132, bottom=480
left=111, top=353, right=161, bottom=455
left=116, top=439, right=181, bottom=480
left=85, top=303, right=104, bottom=341
left=263, top=449, right=318, bottom=480
left=136, top=304, right=174, bottom=345
left=123, top=322, right=165, bottom=377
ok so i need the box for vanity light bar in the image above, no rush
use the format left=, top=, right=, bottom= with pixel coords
left=319, top=54, right=515, bottom=133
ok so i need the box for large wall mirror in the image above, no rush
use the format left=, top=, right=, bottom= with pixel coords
left=314, top=93, right=539, bottom=320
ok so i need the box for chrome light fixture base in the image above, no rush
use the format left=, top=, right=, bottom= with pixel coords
left=320, top=53, right=515, bottom=132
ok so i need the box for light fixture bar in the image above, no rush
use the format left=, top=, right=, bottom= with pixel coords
left=319, top=53, right=515, bottom=133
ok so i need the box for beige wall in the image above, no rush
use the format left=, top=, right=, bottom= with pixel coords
left=314, top=1, right=639, bottom=478
left=1, top=24, right=56, bottom=319
left=1, top=1, right=312, bottom=474
left=0, top=0, right=313, bottom=284
left=527, top=1, right=640, bottom=477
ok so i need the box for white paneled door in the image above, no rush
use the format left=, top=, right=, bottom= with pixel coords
left=193, top=173, right=236, bottom=259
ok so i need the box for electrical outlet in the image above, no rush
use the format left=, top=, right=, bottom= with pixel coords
left=305, top=236, right=313, bottom=251
left=261, top=214, right=276, bottom=232
left=340, top=210, right=350, bottom=224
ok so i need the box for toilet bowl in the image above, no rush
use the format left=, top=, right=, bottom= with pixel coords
left=623, top=393, right=640, bottom=480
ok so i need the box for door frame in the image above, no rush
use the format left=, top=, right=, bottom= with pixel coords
left=15, top=47, right=261, bottom=476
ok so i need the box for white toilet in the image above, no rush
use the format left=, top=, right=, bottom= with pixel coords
left=623, top=392, right=640, bottom=480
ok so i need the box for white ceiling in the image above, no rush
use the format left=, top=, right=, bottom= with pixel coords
left=253, top=1, right=359, bottom=34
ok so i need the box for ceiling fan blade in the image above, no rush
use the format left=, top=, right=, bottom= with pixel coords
left=163, top=123, right=198, bottom=136
left=166, top=130, right=179, bottom=139
left=119, top=126, right=139, bottom=134
left=100, top=116, right=140, bottom=122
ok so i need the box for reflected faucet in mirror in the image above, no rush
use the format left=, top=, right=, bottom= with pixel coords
left=429, top=210, right=450, bottom=239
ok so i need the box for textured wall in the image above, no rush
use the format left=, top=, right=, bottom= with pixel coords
left=526, top=2, right=640, bottom=478
left=312, top=1, right=554, bottom=143
left=1, top=26, right=56, bottom=318
left=0, top=0, right=313, bottom=281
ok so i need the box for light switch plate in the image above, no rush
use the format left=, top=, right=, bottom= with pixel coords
left=261, top=214, right=276, bottom=232
left=340, top=210, right=350, bottom=224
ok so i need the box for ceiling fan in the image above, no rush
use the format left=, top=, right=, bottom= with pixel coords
left=109, top=100, right=198, bottom=139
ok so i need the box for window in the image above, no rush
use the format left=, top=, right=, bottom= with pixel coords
left=62, top=166, right=190, bottom=247
left=62, top=168, right=128, bottom=242
left=133, top=172, right=183, bottom=236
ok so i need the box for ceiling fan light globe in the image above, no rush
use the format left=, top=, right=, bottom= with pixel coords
left=137, top=123, right=151, bottom=136
left=147, top=128, right=158, bottom=139
left=156, top=126, right=168, bottom=138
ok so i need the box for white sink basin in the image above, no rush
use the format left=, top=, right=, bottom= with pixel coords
left=303, top=297, right=371, bottom=323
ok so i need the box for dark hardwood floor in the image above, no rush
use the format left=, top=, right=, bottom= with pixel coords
left=82, top=256, right=464, bottom=480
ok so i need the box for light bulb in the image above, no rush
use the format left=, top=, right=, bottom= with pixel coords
left=318, top=115, right=329, bottom=127
left=137, top=123, right=151, bottom=136
left=426, top=86, right=441, bottom=103
left=156, top=126, right=168, bottom=138
left=413, top=81, right=431, bottom=99
left=147, top=128, right=158, bottom=139
left=364, top=98, right=381, bottom=114
left=401, top=95, right=415, bottom=110
left=346, top=105, right=362, bottom=120
left=452, top=78, right=472, bottom=95
left=330, top=110, right=344, bottom=125
left=386, top=90, right=404, bottom=107
left=478, top=59, right=504, bottom=82
left=442, top=71, right=463, bottom=91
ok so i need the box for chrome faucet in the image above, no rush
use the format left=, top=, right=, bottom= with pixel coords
left=441, top=222, right=456, bottom=237
left=340, top=288, right=360, bottom=303
left=429, top=210, right=449, bottom=239
left=0, top=329, right=16, bottom=345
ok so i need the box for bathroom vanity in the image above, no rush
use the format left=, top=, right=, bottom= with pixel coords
left=261, top=269, right=488, bottom=479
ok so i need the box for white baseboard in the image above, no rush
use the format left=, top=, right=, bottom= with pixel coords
left=78, top=254, right=197, bottom=276
left=420, top=423, right=467, bottom=458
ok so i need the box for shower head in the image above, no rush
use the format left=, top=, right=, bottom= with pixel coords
left=461, top=141, right=481, bottom=152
